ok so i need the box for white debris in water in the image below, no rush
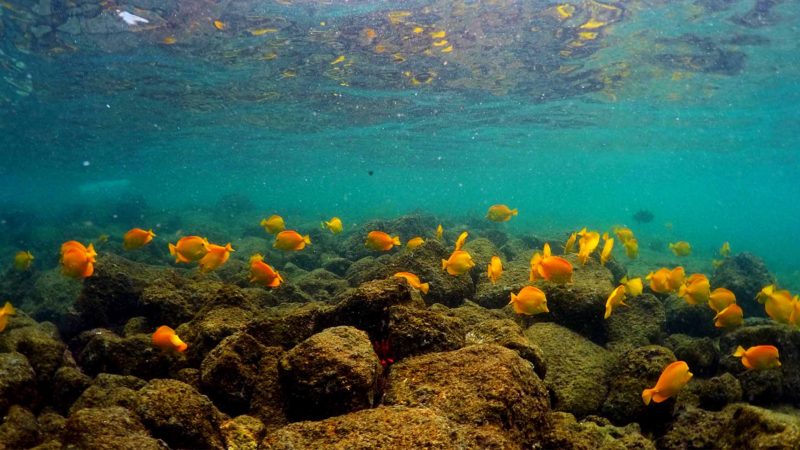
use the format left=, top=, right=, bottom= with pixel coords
left=117, top=10, right=149, bottom=26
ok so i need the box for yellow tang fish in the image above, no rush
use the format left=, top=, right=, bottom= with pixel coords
left=123, top=228, right=156, bottom=250
left=642, top=361, right=692, bottom=405
left=604, top=285, right=628, bottom=319
left=678, top=273, right=710, bottom=305
left=213, top=20, right=226, bottom=30
left=509, top=286, right=548, bottom=316
left=733, top=345, right=780, bottom=370
left=600, top=235, right=614, bottom=266
left=454, top=231, right=468, bottom=251
left=198, top=243, right=234, bottom=273
left=613, top=226, right=635, bottom=243
left=436, top=224, right=443, bottom=240
left=249, top=254, right=283, bottom=288
left=249, top=28, right=278, bottom=36
left=260, top=215, right=286, bottom=235
left=60, top=241, right=97, bottom=279
left=720, top=242, right=731, bottom=257
left=430, top=30, right=446, bottom=39
left=487, top=256, right=503, bottom=284
left=621, top=276, right=643, bottom=297
left=13, top=251, right=34, bottom=271
left=577, top=228, right=600, bottom=265
left=486, top=204, right=518, bottom=222
left=623, top=238, right=639, bottom=259
left=708, top=288, right=736, bottom=313
left=714, top=304, right=743, bottom=328
left=669, top=241, right=692, bottom=257
left=406, top=237, right=425, bottom=249
left=152, top=325, right=187, bottom=353
left=322, top=217, right=343, bottom=234
left=394, top=272, right=429, bottom=294
left=330, top=55, right=346, bottom=65
left=0, top=301, right=16, bottom=332
left=442, top=250, right=475, bottom=276
left=275, top=231, right=311, bottom=251
left=563, top=232, right=577, bottom=254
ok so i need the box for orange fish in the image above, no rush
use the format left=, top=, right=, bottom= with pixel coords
left=714, top=304, right=743, bottom=328
left=0, top=301, right=15, bottom=332
left=613, top=227, right=635, bottom=243
left=406, top=237, right=425, bottom=249
left=260, top=215, right=286, bottom=235
left=152, top=325, right=188, bottom=352
left=13, top=251, right=34, bottom=271
left=604, top=285, right=627, bottom=319
left=454, top=231, right=468, bottom=251
left=577, top=228, right=600, bottom=265
left=487, top=255, right=503, bottom=284
left=169, top=236, right=209, bottom=263
left=563, top=232, right=577, bottom=254
left=621, top=276, right=643, bottom=297
left=530, top=243, right=573, bottom=284
left=442, top=250, right=475, bottom=276
left=249, top=254, right=283, bottom=287
left=733, top=345, right=780, bottom=370
left=756, top=285, right=794, bottom=324
left=198, top=243, right=234, bottom=273
left=642, top=361, right=692, bottom=405
left=646, top=267, right=684, bottom=294
left=394, top=272, right=429, bottom=294
left=678, top=273, right=710, bottom=305
left=708, top=287, right=736, bottom=313
left=600, top=234, right=614, bottom=266
left=60, top=241, right=97, bottom=279
left=275, top=230, right=311, bottom=251
left=623, top=238, right=639, bottom=259
left=123, top=228, right=156, bottom=250
left=365, top=231, right=400, bottom=251
left=509, top=286, right=548, bottom=315
left=486, top=204, right=518, bottom=222
left=213, top=20, right=226, bottom=30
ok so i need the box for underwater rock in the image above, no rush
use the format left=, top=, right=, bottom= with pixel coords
left=658, top=403, right=800, bottom=450
left=461, top=237, right=500, bottom=280
left=63, top=406, right=166, bottom=450
left=135, top=378, right=226, bottom=449
left=664, top=294, right=718, bottom=337
left=605, top=293, right=666, bottom=353
left=0, top=405, right=41, bottom=449
left=386, top=304, right=466, bottom=360
left=384, top=344, right=550, bottom=443
left=69, top=373, right=146, bottom=414
left=248, top=346, right=288, bottom=431
left=246, top=302, right=332, bottom=349
left=51, top=366, right=92, bottom=414
left=200, top=332, right=272, bottom=415
left=220, top=415, right=265, bottom=450
left=37, top=409, right=67, bottom=448
left=444, top=300, right=507, bottom=327
left=177, top=306, right=253, bottom=365
left=75, top=329, right=172, bottom=379
left=320, top=255, right=352, bottom=276
left=543, top=255, right=615, bottom=343
left=344, top=256, right=387, bottom=285
left=279, top=326, right=381, bottom=421
left=499, top=237, right=533, bottom=262
left=711, top=253, right=774, bottom=318
left=262, top=406, right=506, bottom=449
left=541, top=411, right=655, bottom=450
left=525, top=322, right=613, bottom=418
left=0, top=319, right=68, bottom=385
left=664, top=334, right=719, bottom=377
left=695, top=373, right=743, bottom=411
left=473, top=263, right=529, bottom=309
left=601, top=345, right=677, bottom=429
left=26, top=269, right=82, bottom=326
left=294, top=268, right=350, bottom=298
left=338, top=215, right=437, bottom=261
left=466, top=318, right=547, bottom=379
left=0, top=352, right=38, bottom=415
left=320, top=278, right=423, bottom=337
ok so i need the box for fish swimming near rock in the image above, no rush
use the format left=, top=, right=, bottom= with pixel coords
left=669, top=241, right=692, bottom=257
left=322, top=217, right=343, bottom=234
left=600, top=234, right=614, bottom=266
left=0, top=302, right=15, bottom=332
left=275, top=230, right=311, bottom=251
left=486, top=204, right=518, bottom=222
left=250, top=254, right=283, bottom=288
left=708, top=288, right=736, bottom=313
left=260, top=215, right=286, bottom=235
left=621, top=276, right=643, bottom=297
left=487, top=256, right=503, bottom=284
left=365, top=231, right=400, bottom=251
left=198, top=243, right=234, bottom=273
left=530, top=243, right=573, bottom=284
left=646, top=267, right=684, bottom=294
left=623, top=238, right=639, bottom=259
left=577, top=228, right=600, bottom=265
left=733, top=345, right=780, bottom=370
left=604, top=285, right=628, bottom=319
left=406, top=237, right=425, bottom=249
left=169, top=236, right=210, bottom=263
left=442, top=250, right=475, bottom=276
left=123, top=228, right=155, bottom=250
left=563, top=232, right=577, bottom=254
left=714, top=304, right=743, bottom=328
left=509, top=286, right=548, bottom=315
left=756, top=285, right=794, bottom=324
left=13, top=251, right=34, bottom=271
left=642, top=361, right=692, bottom=405
left=678, top=273, right=710, bottom=305
left=60, top=241, right=97, bottom=279
left=394, top=272, right=429, bottom=294
left=720, top=242, right=731, bottom=257
left=454, top=231, right=468, bottom=251
left=632, top=209, right=654, bottom=223
left=152, top=325, right=188, bottom=352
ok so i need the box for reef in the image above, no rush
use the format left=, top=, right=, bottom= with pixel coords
left=0, top=213, right=799, bottom=449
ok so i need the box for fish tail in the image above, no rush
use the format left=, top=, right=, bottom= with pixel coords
left=2, top=302, right=13, bottom=316
left=642, top=388, right=654, bottom=406
left=321, top=221, right=326, bottom=230
left=420, top=283, right=430, bottom=295
left=733, top=346, right=746, bottom=357
left=303, top=235, right=311, bottom=244
left=392, top=236, right=401, bottom=246
left=604, top=304, right=613, bottom=320
left=168, top=243, right=177, bottom=256
left=511, top=208, right=518, bottom=216
left=442, top=259, right=448, bottom=270
left=226, top=243, right=234, bottom=252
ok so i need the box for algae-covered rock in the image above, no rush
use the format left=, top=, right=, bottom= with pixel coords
left=220, top=415, right=265, bottom=450
left=63, top=406, right=166, bottom=450
left=0, top=405, right=41, bottom=449
left=541, top=411, right=656, bottom=450
left=0, top=321, right=68, bottom=385
left=525, top=322, right=612, bottom=417
left=605, top=293, right=665, bottom=353
left=37, top=410, right=67, bottom=446
left=386, top=304, right=466, bottom=360
left=445, top=299, right=506, bottom=327
left=246, top=302, right=331, bottom=349
left=467, top=319, right=547, bottom=379
left=0, top=352, right=38, bottom=415
left=69, top=373, right=146, bottom=414
left=384, top=344, right=549, bottom=443
left=249, top=346, right=287, bottom=431
left=279, top=326, right=381, bottom=421
left=135, top=378, right=226, bottom=449
left=664, top=294, right=717, bottom=337
left=664, top=334, right=718, bottom=376
left=200, top=332, right=271, bottom=415
left=473, top=263, right=529, bottom=309
left=294, top=268, right=349, bottom=298
left=76, top=329, right=172, bottom=379
left=601, top=345, right=677, bottom=428
left=711, top=253, right=774, bottom=318
left=321, top=255, right=352, bottom=276
left=51, top=366, right=92, bottom=413
left=696, top=373, right=742, bottom=411
left=262, top=406, right=502, bottom=450
left=177, top=306, right=252, bottom=365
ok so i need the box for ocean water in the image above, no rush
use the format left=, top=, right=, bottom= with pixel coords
left=1, top=0, right=799, bottom=281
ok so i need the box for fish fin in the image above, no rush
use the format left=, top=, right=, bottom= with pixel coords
left=511, top=208, right=518, bottom=216
left=741, top=357, right=754, bottom=369
left=642, top=388, right=654, bottom=405
left=733, top=346, right=746, bottom=357
left=3, top=302, right=14, bottom=316
left=226, top=243, right=234, bottom=252
left=392, top=236, right=401, bottom=246
left=651, top=392, right=670, bottom=403
left=604, top=305, right=613, bottom=319
left=541, top=303, right=549, bottom=313
left=83, top=263, right=94, bottom=278
left=420, top=283, right=430, bottom=295
left=168, top=243, right=177, bottom=256
left=303, top=235, right=311, bottom=244
left=0, top=315, right=7, bottom=333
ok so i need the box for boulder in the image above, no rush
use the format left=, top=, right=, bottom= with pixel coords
left=711, top=253, right=774, bottom=318
left=0, top=352, right=38, bottom=415
left=63, top=406, right=166, bottom=450
left=386, top=305, right=466, bottom=360
left=605, top=293, right=665, bottom=353
left=467, top=319, right=547, bottom=379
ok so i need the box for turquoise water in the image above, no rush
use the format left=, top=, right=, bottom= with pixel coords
left=1, top=0, right=798, bottom=283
